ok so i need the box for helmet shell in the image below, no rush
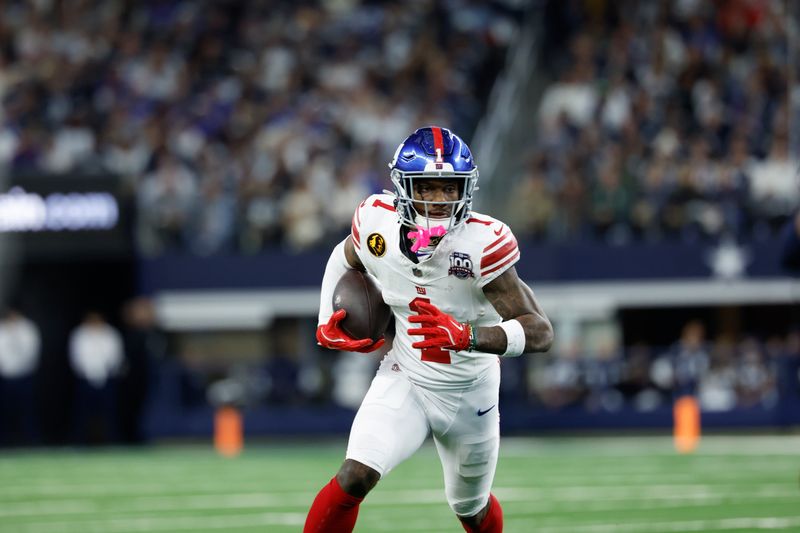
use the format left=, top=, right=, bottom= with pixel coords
left=389, top=126, right=479, bottom=229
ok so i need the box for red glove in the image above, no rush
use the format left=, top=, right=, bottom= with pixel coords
left=316, top=309, right=386, bottom=353
left=408, top=301, right=472, bottom=351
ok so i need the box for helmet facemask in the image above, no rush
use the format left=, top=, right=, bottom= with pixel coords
left=390, top=170, right=478, bottom=234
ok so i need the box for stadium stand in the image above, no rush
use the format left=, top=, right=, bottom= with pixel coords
left=0, top=0, right=519, bottom=255
left=509, top=0, right=795, bottom=244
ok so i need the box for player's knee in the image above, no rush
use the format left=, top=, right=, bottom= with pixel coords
left=457, top=438, right=497, bottom=479
left=335, top=459, right=381, bottom=498
left=452, top=495, right=487, bottom=518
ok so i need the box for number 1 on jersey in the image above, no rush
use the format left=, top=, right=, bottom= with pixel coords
left=409, top=297, right=451, bottom=364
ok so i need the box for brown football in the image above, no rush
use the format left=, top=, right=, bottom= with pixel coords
left=332, top=269, right=391, bottom=342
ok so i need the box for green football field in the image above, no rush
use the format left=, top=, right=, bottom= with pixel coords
left=0, top=435, right=798, bottom=532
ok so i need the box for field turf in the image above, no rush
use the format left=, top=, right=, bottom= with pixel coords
left=0, top=435, right=798, bottom=532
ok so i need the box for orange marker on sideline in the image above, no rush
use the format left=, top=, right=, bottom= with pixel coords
left=215, top=406, right=243, bottom=457
left=673, top=395, right=700, bottom=454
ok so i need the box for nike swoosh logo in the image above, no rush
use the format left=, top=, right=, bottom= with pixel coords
left=493, top=227, right=503, bottom=236
left=477, top=405, right=495, bottom=416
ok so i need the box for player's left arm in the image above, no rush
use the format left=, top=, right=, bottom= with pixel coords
left=478, top=266, right=553, bottom=354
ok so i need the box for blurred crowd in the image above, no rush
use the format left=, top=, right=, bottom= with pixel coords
left=0, top=0, right=519, bottom=254
left=1, top=1, right=795, bottom=253
left=508, top=0, right=797, bottom=244
left=524, top=320, right=800, bottom=414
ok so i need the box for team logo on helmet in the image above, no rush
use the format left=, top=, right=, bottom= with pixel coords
left=367, top=233, right=386, bottom=257
left=448, top=252, right=474, bottom=279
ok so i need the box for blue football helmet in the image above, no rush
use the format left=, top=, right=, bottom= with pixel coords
left=388, top=126, right=479, bottom=231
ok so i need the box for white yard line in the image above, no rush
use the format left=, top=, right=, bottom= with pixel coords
left=0, top=482, right=793, bottom=511
left=499, top=435, right=800, bottom=456
left=365, top=516, right=800, bottom=532
left=1, top=464, right=793, bottom=499
left=10, top=512, right=307, bottom=533
left=0, top=485, right=795, bottom=521
left=531, top=516, right=800, bottom=532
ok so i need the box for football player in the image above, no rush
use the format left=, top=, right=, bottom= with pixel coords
left=305, top=127, right=554, bottom=532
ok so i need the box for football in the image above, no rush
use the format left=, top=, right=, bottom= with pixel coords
left=332, top=269, right=391, bottom=342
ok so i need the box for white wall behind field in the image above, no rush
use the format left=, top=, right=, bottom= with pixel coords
left=154, top=277, right=800, bottom=331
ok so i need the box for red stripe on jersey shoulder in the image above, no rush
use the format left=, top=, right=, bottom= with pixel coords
left=355, top=203, right=363, bottom=226
left=481, top=250, right=520, bottom=277
left=466, top=217, right=492, bottom=226
left=484, top=232, right=508, bottom=252
left=372, top=198, right=396, bottom=212
left=351, top=201, right=362, bottom=248
left=351, top=220, right=361, bottom=248
left=481, top=234, right=518, bottom=268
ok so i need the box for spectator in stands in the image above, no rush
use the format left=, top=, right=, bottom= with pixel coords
left=588, top=155, right=634, bottom=243
left=188, top=175, right=237, bottom=256
left=774, top=331, right=800, bottom=421
left=0, top=308, right=41, bottom=445
left=507, top=157, right=556, bottom=241
left=534, top=341, right=585, bottom=410
left=698, top=335, right=738, bottom=412
left=582, top=339, right=624, bottom=413
left=748, top=134, right=798, bottom=233
left=538, top=34, right=598, bottom=130
left=326, top=156, right=376, bottom=241
left=780, top=212, right=800, bottom=271
left=651, top=320, right=710, bottom=400
left=136, top=151, right=198, bottom=256
left=735, top=337, right=776, bottom=409
left=264, top=318, right=304, bottom=405
left=617, top=343, right=663, bottom=412
left=69, top=311, right=124, bottom=444
left=281, top=177, right=325, bottom=252
left=119, top=297, right=164, bottom=444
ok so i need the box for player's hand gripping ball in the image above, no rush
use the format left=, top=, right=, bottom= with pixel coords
left=408, top=301, right=472, bottom=352
left=317, top=270, right=390, bottom=353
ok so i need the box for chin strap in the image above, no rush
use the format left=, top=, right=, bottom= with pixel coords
left=407, top=225, right=447, bottom=253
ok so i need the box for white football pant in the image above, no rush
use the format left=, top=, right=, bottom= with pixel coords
left=346, top=355, right=501, bottom=516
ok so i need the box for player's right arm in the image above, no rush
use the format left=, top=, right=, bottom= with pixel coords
left=316, top=209, right=383, bottom=353
left=343, top=235, right=364, bottom=271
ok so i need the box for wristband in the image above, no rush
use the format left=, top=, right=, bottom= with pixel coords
left=467, top=324, right=478, bottom=352
left=498, top=319, right=525, bottom=357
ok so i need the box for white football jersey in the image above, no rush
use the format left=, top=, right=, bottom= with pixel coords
left=351, top=193, right=520, bottom=390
